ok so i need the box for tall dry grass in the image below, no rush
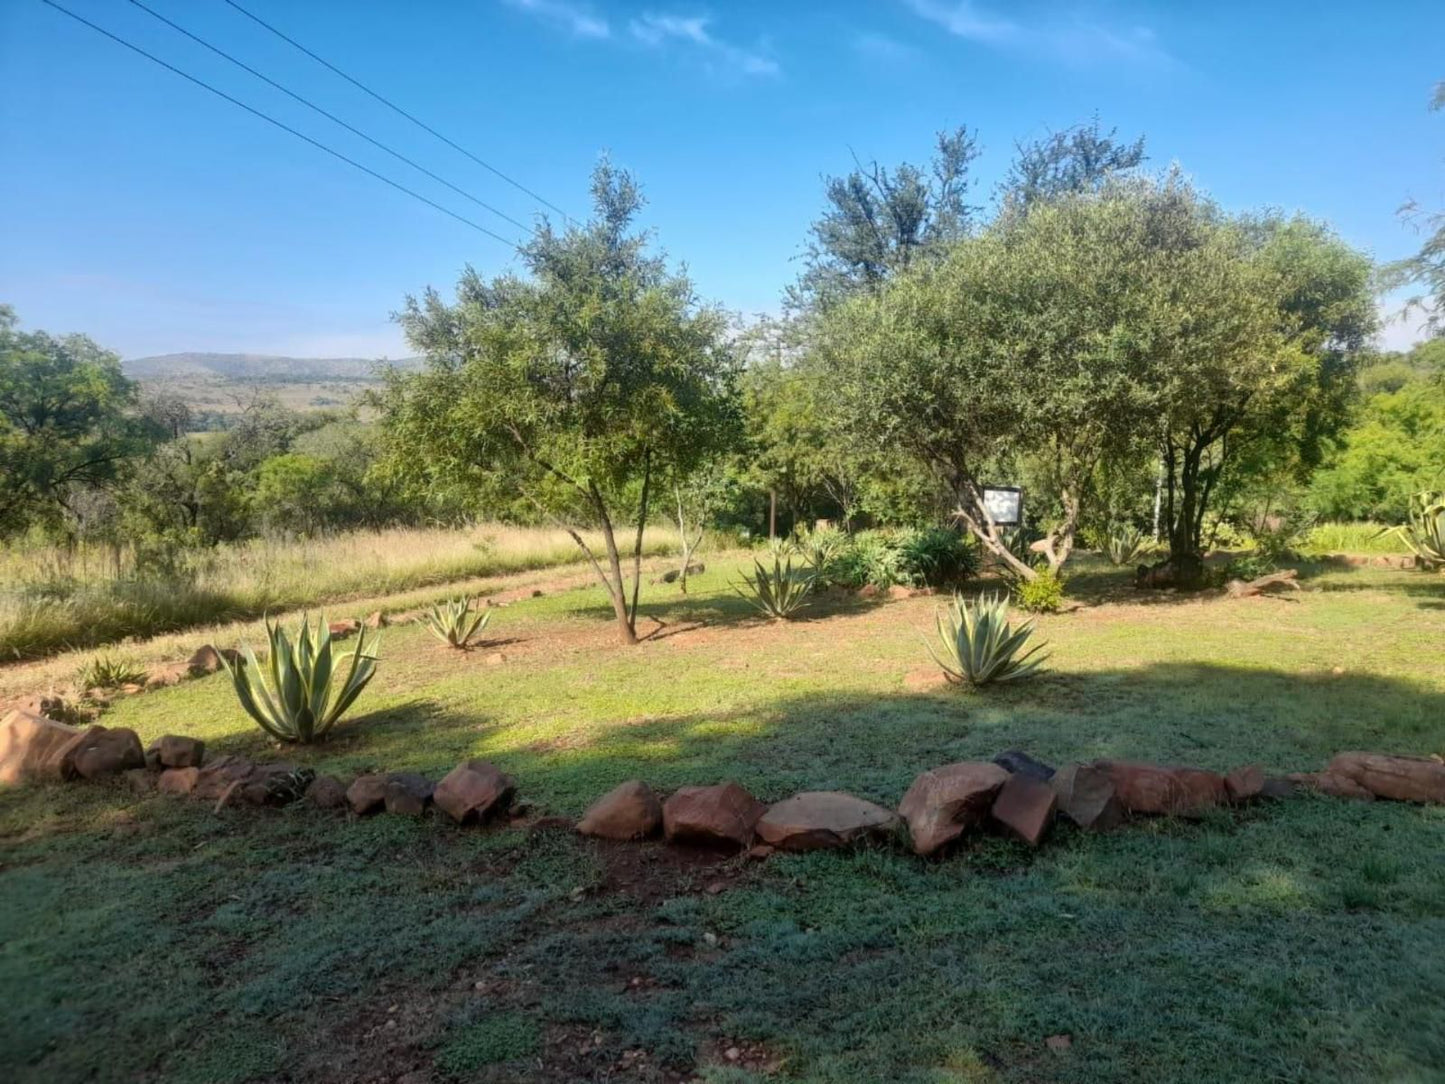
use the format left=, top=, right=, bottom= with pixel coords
left=0, top=525, right=676, bottom=661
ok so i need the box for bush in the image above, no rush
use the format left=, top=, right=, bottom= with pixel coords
left=928, top=592, right=1049, bottom=687
left=1383, top=491, right=1445, bottom=570
left=221, top=614, right=379, bottom=743
left=827, top=530, right=906, bottom=590
left=1225, top=552, right=1277, bottom=582
left=896, top=527, right=979, bottom=587
left=1013, top=568, right=1067, bottom=614
left=77, top=654, right=148, bottom=690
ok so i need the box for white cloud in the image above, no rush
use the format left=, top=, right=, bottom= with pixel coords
left=502, top=0, right=610, bottom=40
left=629, top=13, right=780, bottom=78
left=901, top=0, right=1173, bottom=69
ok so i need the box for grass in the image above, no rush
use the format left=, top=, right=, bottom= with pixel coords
left=0, top=523, right=676, bottom=661
left=2, top=555, right=1443, bottom=1082
left=1299, top=520, right=1410, bottom=556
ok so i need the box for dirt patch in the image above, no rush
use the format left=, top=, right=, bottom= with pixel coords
left=594, top=838, right=758, bottom=906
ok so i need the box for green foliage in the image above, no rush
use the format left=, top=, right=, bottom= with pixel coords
left=379, top=161, right=741, bottom=644
left=827, top=530, right=906, bottom=589
left=928, top=592, right=1049, bottom=686
left=895, top=527, right=979, bottom=587
left=434, top=1013, right=539, bottom=1076
left=1012, top=567, right=1068, bottom=614
left=736, top=554, right=815, bottom=619
left=1104, top=523, right=1149, bottom=566
left=77, top=654, right=148, bottom=690
left=1225, top=552, right=1278, bottom=582
left=421, top=597, right=491, bottom=649
left=1383, top=491, right=1445, bottom=570
left=0, top=306, right=154, bottom=537
left=221, top=615, right=378, bottom=743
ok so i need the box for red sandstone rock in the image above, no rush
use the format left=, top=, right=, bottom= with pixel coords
left=346, top=773, right=388, bottom=814
left=897, top=761, right=1010, bottom=856
left=158, top=767, right=201, bottom=795
left=1049, top=764, right=1123, bottom=831
left=1284, top=771, right=1376, bottom=801
left=1093, top=760, right=1228, bottom=817
left=990, top=774, right=1057, bottom=846
left=1224, top=764, right=1266, bottom=802
left=67, top=726, right=146, bottom=780
left=754, top=791, right=899, bottom=852
left=663, top=782, right=766, bottom=849
left=305, top=775, right=348, bottom=810
left=433, top=760, right=516, bottom=824
left=0, top=710, right=83, bottom=785
left=1326, top=752, right=1445, bottom=804
left=150, top=735, right=206, bottom=770
left=576, top=780, right=662, bottom=840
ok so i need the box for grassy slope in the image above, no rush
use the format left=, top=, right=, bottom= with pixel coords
left=2, top=557, right=1443, bottom=1083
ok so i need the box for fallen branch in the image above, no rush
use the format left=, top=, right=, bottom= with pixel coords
left=1226, top=568, right=1301, bottom=598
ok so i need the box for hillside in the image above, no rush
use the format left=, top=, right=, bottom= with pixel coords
left=124, top=352, right=419, bottom=383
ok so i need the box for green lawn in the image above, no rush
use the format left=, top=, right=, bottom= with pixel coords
left=3, top=557, right=1444, bottom=1083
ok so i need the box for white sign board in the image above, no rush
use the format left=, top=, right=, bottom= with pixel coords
left=982, top=486, right=1022, bottom=527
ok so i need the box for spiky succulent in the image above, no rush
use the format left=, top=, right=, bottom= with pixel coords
left=1384, top=491, right=1445, bottom=570
left=928, top=592, right=1049, bottom=687
left=1105, top=524, right=1148, bottom=566
left=421, top=596, right=491, bottom=649
left=221, top=615, right=378, bottom=743
left=78, top=654, right=147, bottom=690
left=736, top=555, right=815, bottom=620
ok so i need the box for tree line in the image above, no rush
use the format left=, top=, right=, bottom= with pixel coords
left=3, top=107, right=1442, bottom=644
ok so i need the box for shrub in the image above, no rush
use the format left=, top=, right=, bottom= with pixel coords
left=928, top=592, right=1049, bottom=687
left=77, top=654, right=148, bottom=690
left=828, top=530, right=907, bottom=589
left=1383, top=491, right=1445, bottom=570
left=1225, top=552, right=1277, bottom=582
left=221, top=615, right=378, bottom=743
left=798, top=526, right=846, bottom=581
left=1013, top=568, right=1067, bottom=613
left=736, top=555, right=814, bottom=619
left=421, top=597, right=491, bottom=649
left=896, top=527, right=979, bottom=587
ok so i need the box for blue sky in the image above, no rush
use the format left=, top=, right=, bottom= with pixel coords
left=1, top=0, right=1441, bottom=359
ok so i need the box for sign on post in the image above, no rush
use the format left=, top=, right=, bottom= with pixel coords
left=981, top=486, right=1023, bottom=527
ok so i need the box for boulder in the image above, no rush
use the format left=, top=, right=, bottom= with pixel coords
left=328, top=619, right=361, bottom=640
left=364, top=610, right=387, bottom=630
left=305, top=775, right=348, bottom=810
left=67, top=726, right=146, bottom=780
left=346, top=773, right=389, bottom=815
left=0, top=710, right=84, bottom=785
left=897, top=761, right=1010, bottom=856
left=12, top=694, right=70, bottom=721
left=663, top=782, right=766, bottom=850
left=384, top=772, right=434, bottom=816
left=1049, top=764, right=1123, bottom=831
left=1260, top=776, right=1300, bottom=800
left=1224, top=764, right=1266, bottom=802
left=149, top=735, right=206, bottom=770
left=1093, top=760, right=1228, bottom=817
left=433, top=760, right=516, bottom=824
left=576, top=779, right=662, bottom=840
left=754, top=791, right=900, bottom=852
left=1326, top=752, right=1445, bottom=804
left=990, top=774, right=1056, bottom=846
left=124, top=768, right=157, bottom=794
left=992, top=750, right=1056, bottom=782
left=1285, top=771, right=1376, bottom=801
left=190, top=756, right=257, bottom=802
left=186, top=645, right=236, bottom=675
left=158, top=767, right=201, bottom=796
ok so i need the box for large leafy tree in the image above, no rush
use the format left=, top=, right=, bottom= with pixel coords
left=1001, top=116, right=1147, bottom=212
left=378, top=163, right=740, bottom=644
left=0, top=306, right=152, bottom=537
left=817, top=179, right=1190, bottom=578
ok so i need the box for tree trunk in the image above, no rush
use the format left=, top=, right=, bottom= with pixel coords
left=627, top=452, right=652, bottom=631
left=952, top=479, right=1038, bottom=581
left=768, top=489, right=777, bottom=541
left=590, top=484, right=638, bottom=645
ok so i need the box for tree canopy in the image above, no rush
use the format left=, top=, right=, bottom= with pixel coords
left=377, top=162, right=741, bottom=643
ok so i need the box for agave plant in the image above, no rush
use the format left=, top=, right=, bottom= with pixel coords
left=77, top=654, right=148, bottom=690
left=1105, top=524, right=1148, bottom=566
left=421, top=596, right=491, bottom=649
left=928, top=593, right=1049, bottom=687
left=221, top=615, right=378, bottom=743
left=736, top=555, right=815, bottom=619
left=1384, top=491, right=1445, bottom=570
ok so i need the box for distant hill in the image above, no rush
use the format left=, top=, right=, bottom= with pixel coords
left=124, top=352, right=421, bottom=383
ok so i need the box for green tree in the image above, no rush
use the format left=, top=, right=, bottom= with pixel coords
left=790, top=127, right=980, bottom=310
left=378, top=163, right=741, bottom=644
left=0, top=306, right=152, bottom=536
left=1001, top=116, right=1146, bottom=211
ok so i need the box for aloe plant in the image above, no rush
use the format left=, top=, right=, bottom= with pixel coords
left=421, top=596, right=491, bottom=649
left=928, top=592, right=1049, bottom=687
left=1384, top=491, right=1445, bottom=570
left=1105, top=524, right=1148, bottom=566
left=221, top=615, right=378, bottom=743
left=737, top=555, right=815, bottom=619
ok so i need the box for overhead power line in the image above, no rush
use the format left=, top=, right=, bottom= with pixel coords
left=125, top=0, right=532, bottom=235
left=38, top=0, right=524, bottom=251
left=221, top=0, right=575, bottom=225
